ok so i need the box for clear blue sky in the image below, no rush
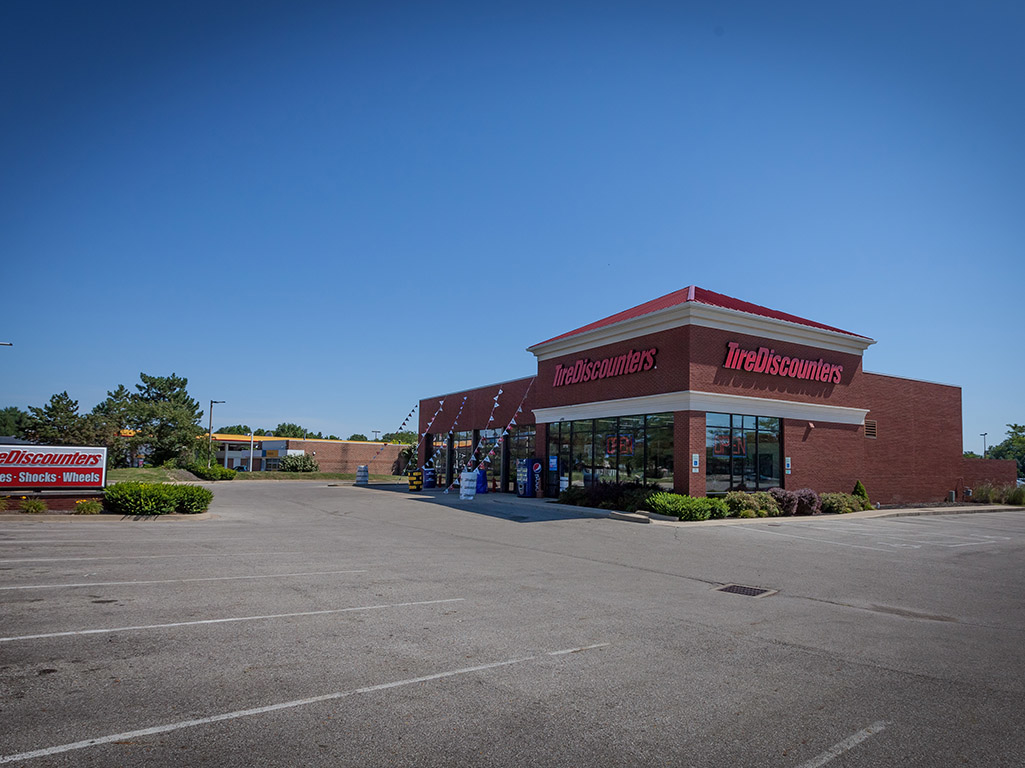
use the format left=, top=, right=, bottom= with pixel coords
left=2, top=1, right=1022, bottom=450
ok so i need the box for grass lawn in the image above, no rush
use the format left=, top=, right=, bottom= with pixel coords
left=107, top=466, right=197, bottom=484
left=234, top=472, right=407, bottom=483
left=107, top=467, right=408, bottom=485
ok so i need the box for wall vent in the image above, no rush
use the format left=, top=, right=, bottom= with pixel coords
left=865, top=419, right=877, bottom=439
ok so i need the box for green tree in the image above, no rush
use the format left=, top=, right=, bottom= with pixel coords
left=217, top=425, right=253, bottom=435
left=91, top=385, right=135, bottom=467
left=988, top=424, right=1025, bottom=478
left=278, top=453, right=319, bottom=472
left=380, top=430, right=417, bottom=444
left=23, top=392, right=98, bottom=445
left=131, top=373, right=204, bottom=465
left=0, top=406, right=30, bottom=438
left=348, top=433, right=369, bottom=441
left=273, top=423, right=321, bottom=439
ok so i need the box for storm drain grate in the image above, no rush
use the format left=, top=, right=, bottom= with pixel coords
left=717, top=584, right=777, bottom=598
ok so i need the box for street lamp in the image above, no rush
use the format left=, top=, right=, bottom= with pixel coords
left=981, top=432, right=988, bottom=459
left=208, top=400, right=225, bottom=468
left=372, top=430, right=381, bottom=441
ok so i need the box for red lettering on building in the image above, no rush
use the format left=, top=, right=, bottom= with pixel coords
left=722, top=341, right=843, bottom=384
left=553, top=348, right=658, bottom=387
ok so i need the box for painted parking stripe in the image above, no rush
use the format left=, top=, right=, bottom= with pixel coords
left=0, top=569, right=367, bottom=591
left=0, top=552, right=299, bottom=564
left=738, top=527, right=892, bottom=552
left=0, top=643, right=609, bottom=764
left=794, top=720, right=889, bottom=768
left=0, top=598, right=464, bottom=643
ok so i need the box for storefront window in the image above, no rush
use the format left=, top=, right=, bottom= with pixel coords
left=507, top=426, right=535, bottom=492
left=569, top=421, right=592, bottom=487
left=757, top=417, right=781, bottom=489
left=541, top=414, right=675, bottom=493
left=645, top=413, right=674, bottom=489
left=477, top=429, right=502, bottom=484
left=452, top=430, right=474, bottom=471
left=429, top=433, right=449, bottom=485
left=705, top=413, right=781, bottom=495
left=595, top=418, right=618, bottom=484
left=617, top=415, right=644, bottom=483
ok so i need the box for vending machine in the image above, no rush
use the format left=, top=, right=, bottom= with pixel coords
left=516, top=458, right=540, bottom=497
left=546, top=454, right=560, bottom=498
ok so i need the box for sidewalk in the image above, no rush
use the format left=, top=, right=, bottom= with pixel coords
left=393, top=486, right=1023, bottom=526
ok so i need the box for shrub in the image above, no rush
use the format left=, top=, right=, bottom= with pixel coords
left=768, top=487, right=798, bottom=516
left=557, top=486, right=589, bottom=506
left=1005, top=485, right=1025, bottom=506
left=556, top=481, right=656, bottom=513
left=645, top=492, right=727, bottom=522
left=73, top=499, right=103, bottom=515
left=20, top=498, right=47, bottom=514
left=104, top=483, right=214, bottom=515
left=725, top=491, right=759, bottom=518
left=278, top=453, right=320, bottom=473
left=851, top=479, right=872, bottom=510
left=794, top=487, right=822, bottom=515
left=820, top=492, right=862, bottom=515
left=0, top=497, right=7, bottom=512
left=750, top=491, right=780, bottom=517
left=185, top=463, right=237, bottom=481
left=171, top=485, right=214, bottom=514
left=972, top=482, right=1012, bottom=504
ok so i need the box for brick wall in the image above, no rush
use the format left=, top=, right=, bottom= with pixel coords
left=674, top=410, right=705, bottom=496
left=418, top=376, right=537, bottom=468
left=416, top=316, right=993, bottom=504
left=782, top=419, right=866, bottom=496
left=285, top=439, right=405, bottom=475
left=960, top=458, right=1019, bottom=496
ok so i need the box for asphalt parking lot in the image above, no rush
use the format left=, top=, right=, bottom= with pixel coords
left=2, top=483, right=1024, bottom=767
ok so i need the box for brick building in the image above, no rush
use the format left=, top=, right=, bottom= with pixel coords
left=213, top=434, right=405, bottom=475
left=418, top=286, right=1015, bottom=504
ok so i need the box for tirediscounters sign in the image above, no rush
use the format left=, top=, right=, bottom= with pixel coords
left=0, top=446, right=107, bottom=490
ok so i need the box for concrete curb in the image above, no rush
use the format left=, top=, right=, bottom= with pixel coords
left=644, top=504, right=1025, bottom=527
left=0, top=512, right=213, bottom=522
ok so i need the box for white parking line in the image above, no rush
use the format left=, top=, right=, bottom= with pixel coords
left=738, top=527, right=892, bottom=552
left=0, top=643, right=609, bottom=764
left=794, top=721, right=889, bottom=768
left=0, top=552, right=299, bottom=564
left=0, top=598, right=465, bottom=643
left=0, top=569, right=367, bottom=591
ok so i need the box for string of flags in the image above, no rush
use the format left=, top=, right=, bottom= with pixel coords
left=367, top=403, right=420, bottom=464
left=436, top=377, right=536, bottom=493
left=412, top=398, right=449, bottom=467
left=418, top=395, right=467, bottom=473
left=466, top=378, right=535, bottom=473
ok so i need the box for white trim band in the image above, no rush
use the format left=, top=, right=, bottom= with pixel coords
left=529, top=302, right=875, bottom=360
left=532, top=390, right=868, bottom=425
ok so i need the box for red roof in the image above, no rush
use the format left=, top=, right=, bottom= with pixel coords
left=532, top=286, right=870, bottom=347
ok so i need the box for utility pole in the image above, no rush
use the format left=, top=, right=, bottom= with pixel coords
left=208, top=400, right=225, bottom=468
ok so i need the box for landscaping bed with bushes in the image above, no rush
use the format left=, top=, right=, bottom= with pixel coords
left=1, top=483, right=214, bottom=516
left=557, top=480, right=876, bottom=521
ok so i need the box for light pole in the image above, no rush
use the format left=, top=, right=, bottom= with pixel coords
left=372, top=430, right=381, bottom=441
left=981, top=432, right=988, bottom=459
left=208, top=400, right=225, bottom=468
